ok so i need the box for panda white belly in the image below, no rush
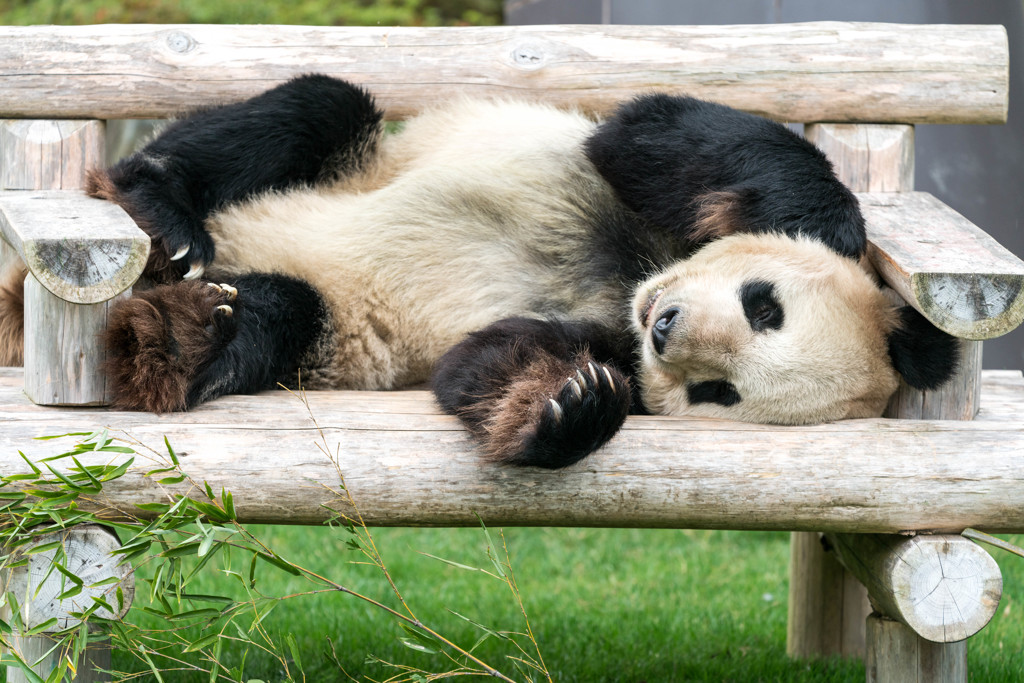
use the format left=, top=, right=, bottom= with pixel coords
left=203, top=99, right=630, bottom=388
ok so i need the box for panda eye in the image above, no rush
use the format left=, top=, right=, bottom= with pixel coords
left=741, top=280, right=784, bottom=332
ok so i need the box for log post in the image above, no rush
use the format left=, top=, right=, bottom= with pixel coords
left=787, top=123, right=917, bottom=660
left=1, top=526, right=135, bottom=683
left=866, top=615, right=968, bottom=683
left=0, top=119, right=119, bottom=405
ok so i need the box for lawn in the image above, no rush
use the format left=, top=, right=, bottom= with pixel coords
left=104, top=525, right=1024, bottom=682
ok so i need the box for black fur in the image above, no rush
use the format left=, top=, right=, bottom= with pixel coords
left=740, top=280, right=784, bottom=332
left=184, top=273, right=332, bottom=406
left=95, top=75, right=382, bottom=279
left=887, top=306, right=961, bottom=390
left=686, top=380, right=743, bottom=407
left=432, top=317, right=639, bottom=468
left=585, top=94, right=866, bottom=258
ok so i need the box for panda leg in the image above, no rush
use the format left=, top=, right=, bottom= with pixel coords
left=87, top=75, right=384, bottom=281
left=431, top=318, right=635, bottom=469
left=103, top=273, right=330, bottom=412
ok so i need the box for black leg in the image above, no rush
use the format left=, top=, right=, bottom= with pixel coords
left=104, top=273, right=330, bottom=412
left=431, top=317, right=637, bottom=469
left=87, top=74, right=383, bottom=280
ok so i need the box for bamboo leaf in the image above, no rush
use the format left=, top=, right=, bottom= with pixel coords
left=18, top=451, right=41, bottom=475
left=164, top=437, right=180, bottom=466
left=255, top=551, right=302, bottom=576
left=25, top=617, right=59, bottom=635
left=286, top=633, right=304, bottom=672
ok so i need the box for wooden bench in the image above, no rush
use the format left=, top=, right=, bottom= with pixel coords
left=1, top=22, right=1023, bottom=682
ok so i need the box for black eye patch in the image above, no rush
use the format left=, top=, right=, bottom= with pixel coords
left=740, top=280, right=784, bottom=332
left=686, top=380, right=742, bottom=407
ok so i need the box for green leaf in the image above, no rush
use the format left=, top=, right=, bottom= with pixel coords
left=33, top=432, right=92, bottom=441
left=99, top=457, right=135, bottom=482
left=25, top=617, right=58, bottom=635
left=54, top=562, right=84, bottom=586
left=160, top=541, right=202, bottom=558
left=87, top=576, right=121, bottom=588
left=156, top=474, right=187, bottom=485
left=164, top=437, right=180, bottom=466
left=286, top=633, right=304, bottom=672
left=57, top=584, right=83, bottom=601
left=166, top=608, right=222, bottom=622
left=222, top=489, right=236, bottom=520
left=135, top=502, right=171, bottom=513
left=136, top=645, right=166, bottom=683
left=25, top=541, right=63, bottom=555
left=255, top=551, right=301, bottom=576
left=198, top=533, right=215, bottom=558
left=0, top=652, right=46, bottom=683
left=476, top=515, right=506, bottom=579
left=18, top=451, right=41, bottom=475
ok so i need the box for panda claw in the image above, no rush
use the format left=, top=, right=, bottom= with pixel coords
left=587, top=361, right=600, bottom=385
left=601, top=366, right=616, bottom=394
left=218, top=284, right=238, bottom=301
left=547, top=398, right=563, bottom=424
left=170, top=244, right=190, bottom=261
left=215, top=304, right=233, bottom=317
left=567, top=377, right=583, bottom=401
left=183, top=262, right=206, bottom=280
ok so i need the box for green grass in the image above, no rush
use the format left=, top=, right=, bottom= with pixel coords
left=108, top=527, right=1024, bottom=682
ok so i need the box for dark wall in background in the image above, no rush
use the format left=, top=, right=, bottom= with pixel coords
left=506, top=0, right=1024, bottom=370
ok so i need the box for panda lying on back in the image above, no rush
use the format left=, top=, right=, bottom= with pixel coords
left=68, top=75, right=956, bottom=467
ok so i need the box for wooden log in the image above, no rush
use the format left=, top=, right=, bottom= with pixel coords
left=808, top=124, right=914, bottom=193
left=825, top=534, right=1002, bottom=643
left=0, top=120, right=104, bottom=192
left=0, top=190, right=149, bottom=305
left=0, top=23, right=1008, bottom=124
left=787, top=532, right=869, bottom=658
left=859, top=192, right=1024, bottom=341
left=1, top=367, right=1022, bottom=533
left=1, top=525, right=134, bottom=683
left=866, top=614, right=967, bottom=683
left=22, top=274, right=131, bottom=406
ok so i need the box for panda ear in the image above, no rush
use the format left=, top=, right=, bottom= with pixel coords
left=887, top=306, right=961, bottom=390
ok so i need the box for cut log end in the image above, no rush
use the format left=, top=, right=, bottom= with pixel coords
left=914, top=272, right=1024, bottom=340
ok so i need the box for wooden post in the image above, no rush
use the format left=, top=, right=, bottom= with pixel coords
left=0, top=119, right=117, bottom=405
left=787, top=532, right=870, bottom=658
left=866, top=615, right=967, bottom=683
left=787, top=124, right=917, bottom=660
left=1, top=526, right=134, bottom=683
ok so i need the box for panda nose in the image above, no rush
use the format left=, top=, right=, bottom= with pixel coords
left=651, top=307, right=680, bottom=355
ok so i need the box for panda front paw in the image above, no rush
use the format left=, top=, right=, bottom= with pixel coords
left=103, top=280, right=240, bottom=412
left=522, top=361, right=631, bottom=468
left=474, top=357, right=630, bottom=469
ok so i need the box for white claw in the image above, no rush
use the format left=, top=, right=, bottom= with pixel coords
left=576, top=369, right=588, bottom=386
left=602, top=366, right=616, bottom=394
left=587, top=361, right=600, bottom=384
left=548, top=399, right=563, bottom=424
left=219, top=284, right=238, bottom=300
left=215, top=304, right=234, bottom=317
left=207, top=282, right=222, bottom=291
left=170, top=244, right=190, bottom=261
left=568, top=378, right=583, bottom=401
left=183, top=262, right=206, bottom=280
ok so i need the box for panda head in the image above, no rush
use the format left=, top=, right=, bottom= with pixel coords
left=632, top=233, right=959, bottom=424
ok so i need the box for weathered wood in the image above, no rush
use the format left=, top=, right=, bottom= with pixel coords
left=22, top=274, right=131, bottom=406
left=786, top=532, right=869, bottom=658
left=0, top=23, right=1008, bottom=123
left=860, top=192, right=1024, bottom=341
left=0, top=120, right=105, bottom=191
left=1, top=525, right=134, bottom=683
left=0, top=190, right=149, bottom=305
left=807, top=124, right=914, bottom=193
left=1, top=368, right=1022, bottom=533
left=866, top=614, right=967, bottom=683
left=825, top=534, right=1002, bottom=643
left=886, top=340, right=983, bottom=421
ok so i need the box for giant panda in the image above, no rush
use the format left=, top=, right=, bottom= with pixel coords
left=1, top=74, right=958, bottom=468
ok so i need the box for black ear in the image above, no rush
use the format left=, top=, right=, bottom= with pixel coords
left=887, top=306, right=960, bottom=390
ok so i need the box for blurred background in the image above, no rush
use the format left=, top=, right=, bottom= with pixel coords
left=2, top=0, right=1020, bottom=370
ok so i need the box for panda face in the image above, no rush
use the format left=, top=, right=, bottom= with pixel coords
left=632, top=233, right=902, bottom=424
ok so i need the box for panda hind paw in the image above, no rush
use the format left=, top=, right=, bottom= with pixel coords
left=103, top=280, right=240, bottom=413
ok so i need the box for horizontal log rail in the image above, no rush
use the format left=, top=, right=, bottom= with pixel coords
left=0, top=23, right=1008, bottom=123
left=3, top=368, right=1023, bottom=534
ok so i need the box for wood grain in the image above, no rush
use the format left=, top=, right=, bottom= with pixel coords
left=826, top=534, right=1002, bottom=643
left=0, top=23, right=1008, bottom=123
left=861, top=192, right=1024, bottom=341
left=0, top=190, right=148, bottom=305
left=1, top=368, right=1022, bottom=534
left=866, top=614, right=967, bottom=683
